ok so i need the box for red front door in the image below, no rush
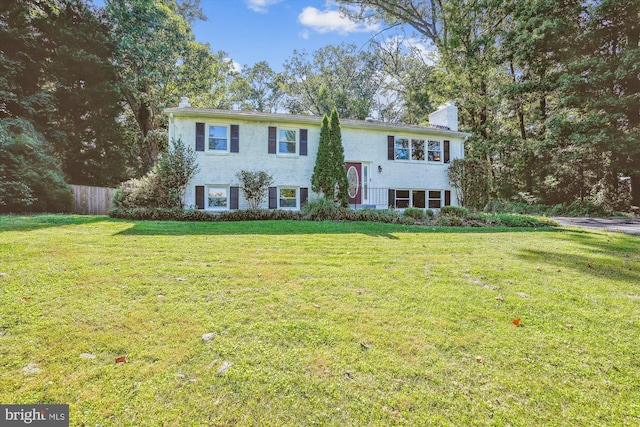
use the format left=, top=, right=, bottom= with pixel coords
left=345, top=162, right=362, bottom=205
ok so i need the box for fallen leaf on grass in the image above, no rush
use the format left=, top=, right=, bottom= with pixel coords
left=512, top=318, right=521, bottom=326
left=21, top=296, right=31, bottom=302
left=115, top=356, right=126, bottom=364
left=495, top=296, right=504, bottom=301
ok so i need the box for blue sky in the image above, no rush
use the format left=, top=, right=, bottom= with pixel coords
left=192, top=0, right=383, bottom=72
left=91, top=0, right=431, bottom=72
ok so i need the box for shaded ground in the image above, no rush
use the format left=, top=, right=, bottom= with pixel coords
left=553, top=217, right=640, bottom=236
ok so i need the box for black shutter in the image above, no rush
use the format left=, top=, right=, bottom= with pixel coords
left=195, top=185, right=205, bottom=209
left=444, top=140, right=450, bottom=163
left=268, top=187, right=277, bottom=209
left=445, top=190, right=451, bottom=206
left=300, top=187, right=309, bottom=207
left=230, top=186, right=239, bottom=209
left=196, top=123, right=205, bottom=152
left=230, top=124, right=239, bottom=153
left=387, top=135, right=395, bottom=160
left=268, top=126, right=277, bottom=154
left=300, top=129, right=308, bottom=156
left=388, top=188, right=396, bottom=208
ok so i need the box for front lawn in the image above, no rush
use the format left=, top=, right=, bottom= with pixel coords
left=1, top=216, right=638, bottom=426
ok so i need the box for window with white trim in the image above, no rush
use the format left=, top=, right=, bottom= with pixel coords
left=412, top=139, right=425, bottom=161
left=395, top=190, right=410, bottom=208
left=207, top=186, right=228, bottom=209
left=394, top=137, right=429, bottom=161
left=207, top=125, right=229, bottom=152
left=394, top=138, right=409, bottom=160
left=412, top=190, right=426, bottom=208
left=428, top=190, right=442, bottom=208
left=394, top=189, right=426, bottom=208
left=279, top=187, right=297, bottom=209
left=427, top=140, right=441, bottom=162
left=278, top=129, right=297, bottom=154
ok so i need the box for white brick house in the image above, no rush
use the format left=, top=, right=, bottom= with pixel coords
left=165, top=100, right=469, bottom=211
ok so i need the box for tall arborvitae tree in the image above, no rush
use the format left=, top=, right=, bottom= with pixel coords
left=311, top=109, right=348, bottom=206
left=311, top=114, right=334, bottom=197
left=329, top=108, right=349, bottom=208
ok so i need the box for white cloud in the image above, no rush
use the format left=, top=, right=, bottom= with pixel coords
left=225, top=57, right=242, bottom=73
left=298, top=6, right=379, bottom=35
left=245, top=0, right=282, bottom=13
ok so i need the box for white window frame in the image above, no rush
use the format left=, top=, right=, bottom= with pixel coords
left=395, top=189, right=427, bottom=209
left=427, top=140, right=442, bottom=162
left=428, top=190, right=442, bottom=208
left=206, top=124, right=230, bottom=154
left=394, top=137, right=431, bottom=162
left=278, top=187, right=298, bottom=210
left=277, top=128, right=298, bottom=156
left=394, top=189, right=411, bottom=208
left=411, top=190, right=426, bottom=208
left=206, top=185, right=229, bottom=210
left=411, top=139, right=426, bottom=161
left=394, top=138, right=409, bottom=160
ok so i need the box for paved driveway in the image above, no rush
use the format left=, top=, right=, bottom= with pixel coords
left=552, top=217, right=640, bottom=236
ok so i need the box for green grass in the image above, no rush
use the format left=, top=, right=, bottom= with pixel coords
left=1, top=215, right=639, bottom=426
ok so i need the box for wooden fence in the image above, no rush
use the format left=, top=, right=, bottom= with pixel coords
left=70, top=185, right=116, bottom=215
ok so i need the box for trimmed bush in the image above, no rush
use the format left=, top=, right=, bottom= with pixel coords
left=302, top=197, right=337, bottom=221
left=404, top=207, right=425, bottom=220
left=109, top=207, right=557, bottom=229
left=435, top=216, right=463, bottom=226
left=109, top=207, right=305, bottom=222
left=439, top=206, right=469, bottom=218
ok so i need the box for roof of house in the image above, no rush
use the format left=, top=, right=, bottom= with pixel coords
left=164, top=107, right=471, bottom=139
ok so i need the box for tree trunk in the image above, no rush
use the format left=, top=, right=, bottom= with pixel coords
left=137, top=101, right=159, bottom=169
